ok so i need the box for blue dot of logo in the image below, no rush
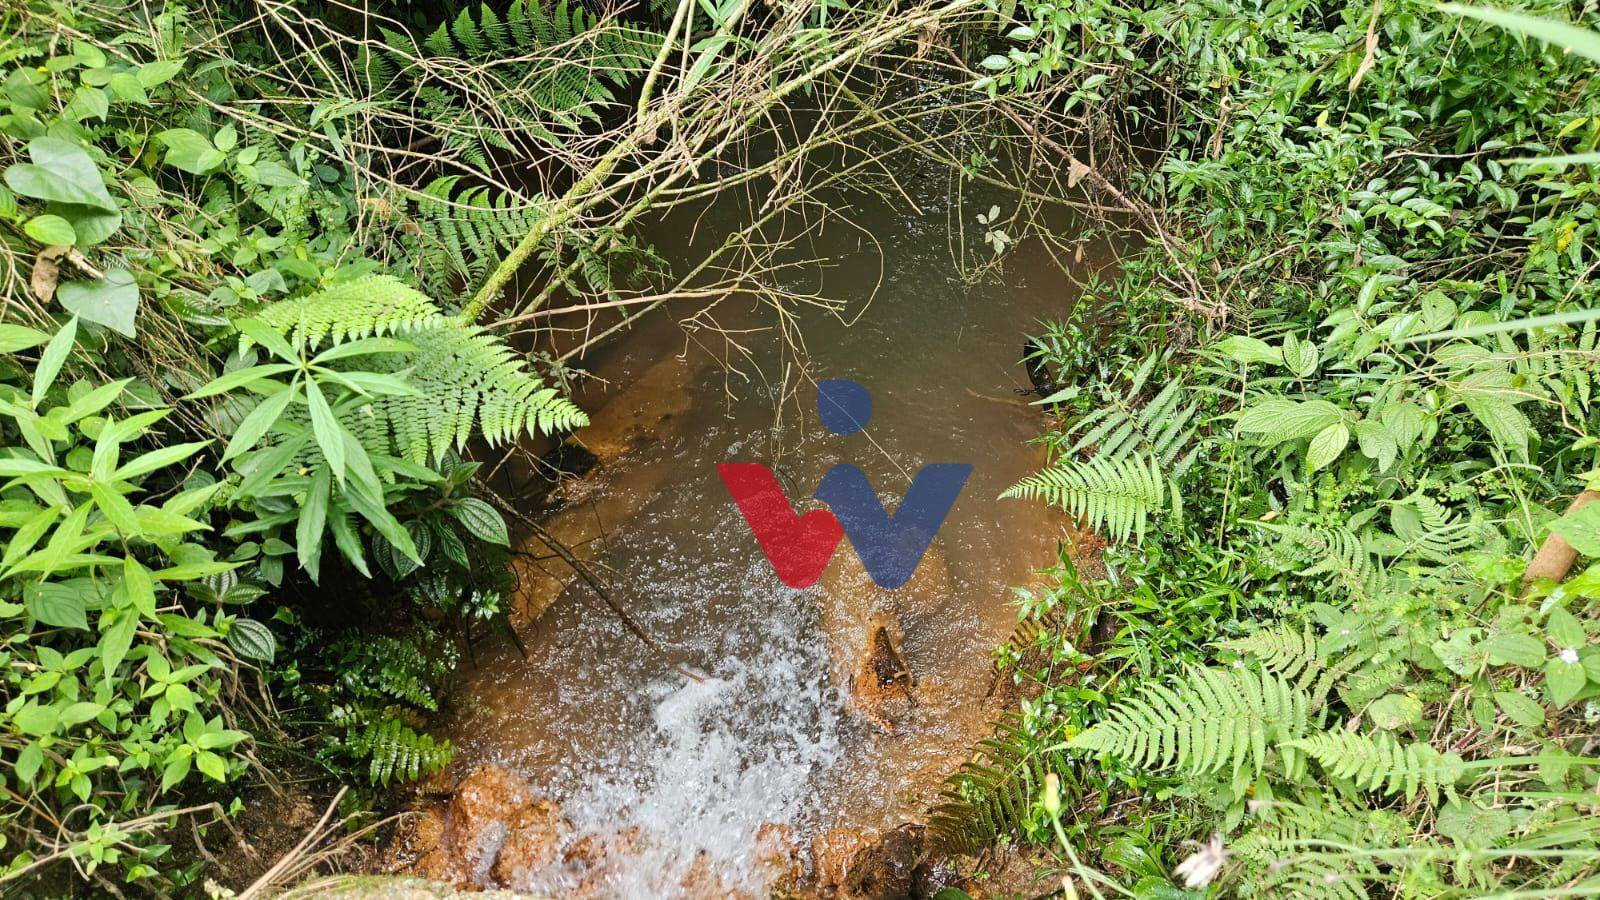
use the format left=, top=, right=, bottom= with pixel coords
left=818, top=379, right=872, bottom=435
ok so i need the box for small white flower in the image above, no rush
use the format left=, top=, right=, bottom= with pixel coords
left=1175, top=832, right=1228, bottom=888
left=1560, top=647, right=1580, bottom=665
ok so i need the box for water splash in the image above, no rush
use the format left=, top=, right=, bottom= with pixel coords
left=516, top=568, right=847, bottom=896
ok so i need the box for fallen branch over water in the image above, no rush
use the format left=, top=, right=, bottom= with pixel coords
left=478, top=481, right=705, bottom=681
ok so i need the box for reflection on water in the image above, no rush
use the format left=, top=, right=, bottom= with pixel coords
left=443, top=146, right=1115, bottom=894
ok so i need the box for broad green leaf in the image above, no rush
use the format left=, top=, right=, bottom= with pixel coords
left=236, top=318, right=298, bottom=362
left=0, top=325, right=50, bottom=353
left=89, top=481, right=139, bottom=535
left=1236, top=398, right=1343, bottom=443
left=151, top=561, right=238, bottom=581
left=227, top=617, right=276, bottom=663
left=343, top=475, right=419, bottom=562
left=303, top=378, right=346, bottom=481
left=98, top=607, right=138, bottom=686
left=2, top=507, right=59, bottom=572
left=137, top=58, right=185, bottom=88
left=223, top=386, right=297, bottom=461
left=57, top=268, right=139, bottom=337
left=60, top=377, right=130, bottom=423
left=12, top=703, right=59, bottom=737
left=33, top=317, right=78, bottom=406
left=310, top=337, right=417, bottom=364
left=15, top=742, right=43, bottom=784
left=3, top=137, right=117, bottom=211
left=1281, top=334, right=1319, bottom=376
left=155, top=128, right=225, bottom=174
left=1511, top=150, right=1600, bottom=166
left=161, top=754, right=192, bottom=792
left=53, top=203, right=121, bottom=248
left=1547, top=606, right=1587, bottom=649
left=1441, top=5, right=1600, bottom=64
left=123, top=557, right=157, bottom=618
left=328, top=504, right=371, bottom=577
left=24, top=214, right=76, bottom=246
left=58, top=701, right=103, bottom=728
left=1493, top=689, right=1546, bottom=728
left=1544, top=658, right=1587, bottom=707
left=1305, top=421, right=1350, bottom=473
left=1213, top=335, right=1283, bottom=365
left=1404, top=308, right=1600, bottom=343
left=1368, top=693, right=1423, bottom=730
left=0, top=458, right=67, bottom=478
left=1463, top=393, right=1531, bottom=459
left=24, top=581, right=88, bottom=630
left=196, top=750, right=227, bottom=781
left=296, top=466, right=330, bottom=579
left=314, top=370, right=419, bottom=398
left=186, top=362, right=297, bottom=399
left=1353, top=419, right=1398, bottom=472
left=62, top=85, right=109, bottom=122
left=113, top=440, right=209, bottom=482
left=1485, top=632, right=1546, bottom=668
left=450, top=497, right=509, bottom=546
left=1550, top=504, right=1600, bottom=558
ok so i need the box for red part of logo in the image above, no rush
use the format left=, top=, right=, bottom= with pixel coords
left=716, top=463, right=843, bottom=588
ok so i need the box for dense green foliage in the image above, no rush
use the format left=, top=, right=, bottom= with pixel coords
left=0, top=0, right=608, bottom=890
left=974, top=0, right=1600, bottom=895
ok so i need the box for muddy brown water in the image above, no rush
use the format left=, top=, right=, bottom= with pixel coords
left=441, top=152, right=1117, bottom=895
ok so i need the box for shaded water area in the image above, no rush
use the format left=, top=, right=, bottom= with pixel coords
left=440, top=143, right=1117, bottom=894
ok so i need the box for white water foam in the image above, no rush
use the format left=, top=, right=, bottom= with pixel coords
left=518, top=568, right=847, bottom=897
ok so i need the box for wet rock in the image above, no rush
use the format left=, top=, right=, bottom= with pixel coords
left=679, top=848, right=735, bottom=896
left=959, top=847, right=1051, bottom=899
left=280, top=874, right=529, bottom=899
left=754, top=823, right=803, bottom=896
left=845, top=824, right=925, bottom=899
left=809, top=824, right=939, bottom=899
left=489, top=798, right=566, bottom=889
left=401, top=764, right=569, bottom=891
left=811, top=827, right=872, bottom=895
left=816, top=548, right=949, bottom=733
left=910, top=854, right=962, bottom=897
left=561, top=826, right=644, bottom=897
left=849, top=614, right=917, bottom=732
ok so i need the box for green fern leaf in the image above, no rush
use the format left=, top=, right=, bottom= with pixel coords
left=1002, top=452, right=1178, bottom=543
left=1288, top=730, right=1464, bottom=804
left=1070, top=666, right=1311, bottom=780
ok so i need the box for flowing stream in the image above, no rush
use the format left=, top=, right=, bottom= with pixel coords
left=441, top=146, right=1116, bottom=895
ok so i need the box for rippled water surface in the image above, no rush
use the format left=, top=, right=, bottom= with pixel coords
left=443, top=140, right=1116, bottom=894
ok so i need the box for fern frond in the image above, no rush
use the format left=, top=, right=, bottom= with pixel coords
left=331, top=632, right=456, bottom=711
left=373, top=325, right=588, bottom=462
left=1070, top=666, right=1311, bottom=780
left=1288, top=731, right=1464, bottom=804
left=1255, top=521, right=1385, bottom=600
left=347, top=718, right=454, bottom=786
left=1217, top=624, right=1323, bottom=685
left=247, top=279, right=588, bottom=458
left=1061, top=354, right=1202, bottom=475
left=1233, top=798, right=1409, bottom=900
left=927, top=712, right=1069, bottom=854
left=411, top=177, right=547, bottom=300
left=250, top=275, right=445, bottom=350
left=1002, top=452, right=1178, bottom=543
